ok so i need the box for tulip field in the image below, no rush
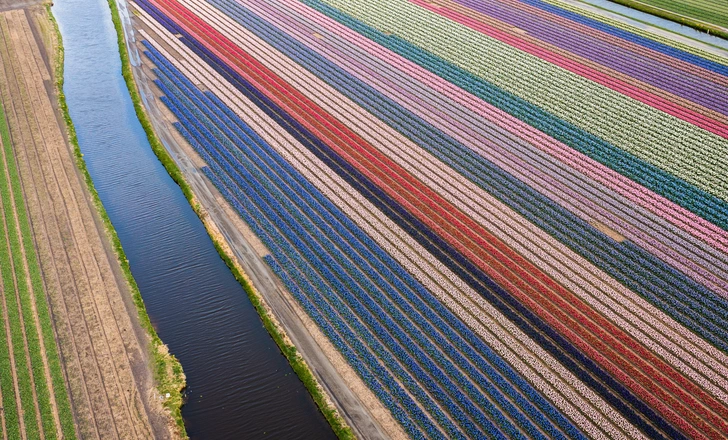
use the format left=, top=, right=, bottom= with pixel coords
left=129, top=0, right=728, bottom=437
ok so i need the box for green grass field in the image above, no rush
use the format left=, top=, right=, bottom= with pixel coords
left=608, top=0, right=728, bottom=37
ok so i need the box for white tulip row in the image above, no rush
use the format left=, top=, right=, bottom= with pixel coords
left=132, top=9, right=640, bottom=437
left=183, top=0, right=728, bottom=408
left=322, top=0, right=728, bottom=201
left=247, top=0, right=728, bottom=296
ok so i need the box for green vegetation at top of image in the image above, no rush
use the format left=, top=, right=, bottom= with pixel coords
left=607, top=0, right=728, bottom=39
left=99, top=0, right=355, bottom=437
left=46, top=3, right=187, bottom=437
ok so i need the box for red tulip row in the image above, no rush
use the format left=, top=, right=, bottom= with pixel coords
left=136, top=17, right=642, bottom=435
left=144, top=0, right=728, bottom=437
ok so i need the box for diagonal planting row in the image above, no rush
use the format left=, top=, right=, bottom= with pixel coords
left=226, top=0, right=728, bottom=300
left=134, top=16, right=639, bottom=439
left=253, top=0, right=728, bottom=262
left=307, top=0, right=728, bottom=201
left=303, top=0, right=728, bottom=231
left=212, top=0, right=720, bottom=374
left=411, top=0, right=728, bottom=137
left=528, top=0, right=728, bottom=73
left=442, top=0, right=728, bottom=115
left=198, top=0, right=728, bottom=410
left=146, top=41, right=583, bottom=439
left=134, top=0, right=728, bottom=438
left=175, top=0, right=725, bottom=402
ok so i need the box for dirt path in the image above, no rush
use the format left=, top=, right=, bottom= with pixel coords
left=125, top=5, right=401, bottom=438
left=0, top=5, right=177, bottom=439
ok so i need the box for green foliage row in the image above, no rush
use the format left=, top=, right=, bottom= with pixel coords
left=0, top=17, right=77, bottom=436
left=0, top=102, right=21, bottom=440
left=102, top=0, right=354, bottom=437
left=607, top=0, right=728, bottom=39
left=46, top=3, right=188, bottom=436
left=0, top=100, right=41, bottom=440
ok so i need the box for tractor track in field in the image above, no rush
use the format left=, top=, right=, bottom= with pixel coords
left=0, top=5, right=178, bottom=439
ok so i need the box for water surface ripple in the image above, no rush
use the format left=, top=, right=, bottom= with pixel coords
left=51, top=0, right=336, bottom=438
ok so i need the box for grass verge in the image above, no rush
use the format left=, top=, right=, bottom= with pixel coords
left=105, top=0, right=354, bottom=437
left=210, top=236, right=355, bottom=440
left=45, top=4, right=187, bottom=437
left=606, top=0, right=728, bottom=40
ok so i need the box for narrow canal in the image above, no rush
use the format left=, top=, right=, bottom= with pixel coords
left=51, top=0, right=336, bottom=438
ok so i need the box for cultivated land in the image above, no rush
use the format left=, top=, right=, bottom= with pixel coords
left=0, top=3, right=181, bottom=438
left=606, top=0, right=728, bottom=38
left=124, top=0, right=728, bottom=438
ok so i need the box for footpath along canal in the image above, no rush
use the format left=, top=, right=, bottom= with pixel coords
left=51, top=0, right=337, bottom=437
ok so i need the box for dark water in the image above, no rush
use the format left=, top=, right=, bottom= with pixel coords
left=51, top=0, right=336, bottom=438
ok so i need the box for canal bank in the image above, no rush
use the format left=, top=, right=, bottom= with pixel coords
left=51, top=0, right=338, bottom=437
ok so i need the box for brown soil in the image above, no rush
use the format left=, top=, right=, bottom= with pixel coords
left=0, top=6, right=178, bottom=439
left=589, top=219, right=627, bottom=243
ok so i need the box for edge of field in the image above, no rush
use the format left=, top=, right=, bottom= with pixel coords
left=45, top=3, right=188, bottom=437
left=604, top=0, right=728, bottom=40
left=105, top=0, right=355, bottom=438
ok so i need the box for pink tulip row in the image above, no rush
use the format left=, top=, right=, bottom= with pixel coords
left=246, top=0, right=728, bottom=296
left=412, top=0, right=728, bottom=140
left=278, top=0, right=728, bottom=255
left=135, top=1, right=728, bottom=436
left=218, top=0, right=728, bottom=398
left=173, top=0, right=728, bottom=425
left=135, top=11, right=641, bottom=437
left=489, top=0, right=728, bottom=87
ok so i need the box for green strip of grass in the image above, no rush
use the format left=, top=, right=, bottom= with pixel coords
left=607, top=0, right=728, bottom=40
left=105, top=1, right=354, bottom=437
left=0, top=98, right=41, bottom=440
left=211, top=239, right=354, bottom=440
left=46, top=4, right=188, bottom=437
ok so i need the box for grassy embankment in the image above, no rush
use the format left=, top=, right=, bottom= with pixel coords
left=0, top=88, right=76, bottom=438
left=45, top=4, right=188, bottom=437
left=103, top=0, right=354, bottom=438
left=607, top=0, right=728, bottom=39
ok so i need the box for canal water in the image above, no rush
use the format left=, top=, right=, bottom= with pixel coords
left=51, top=0, right=336, bottom=438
